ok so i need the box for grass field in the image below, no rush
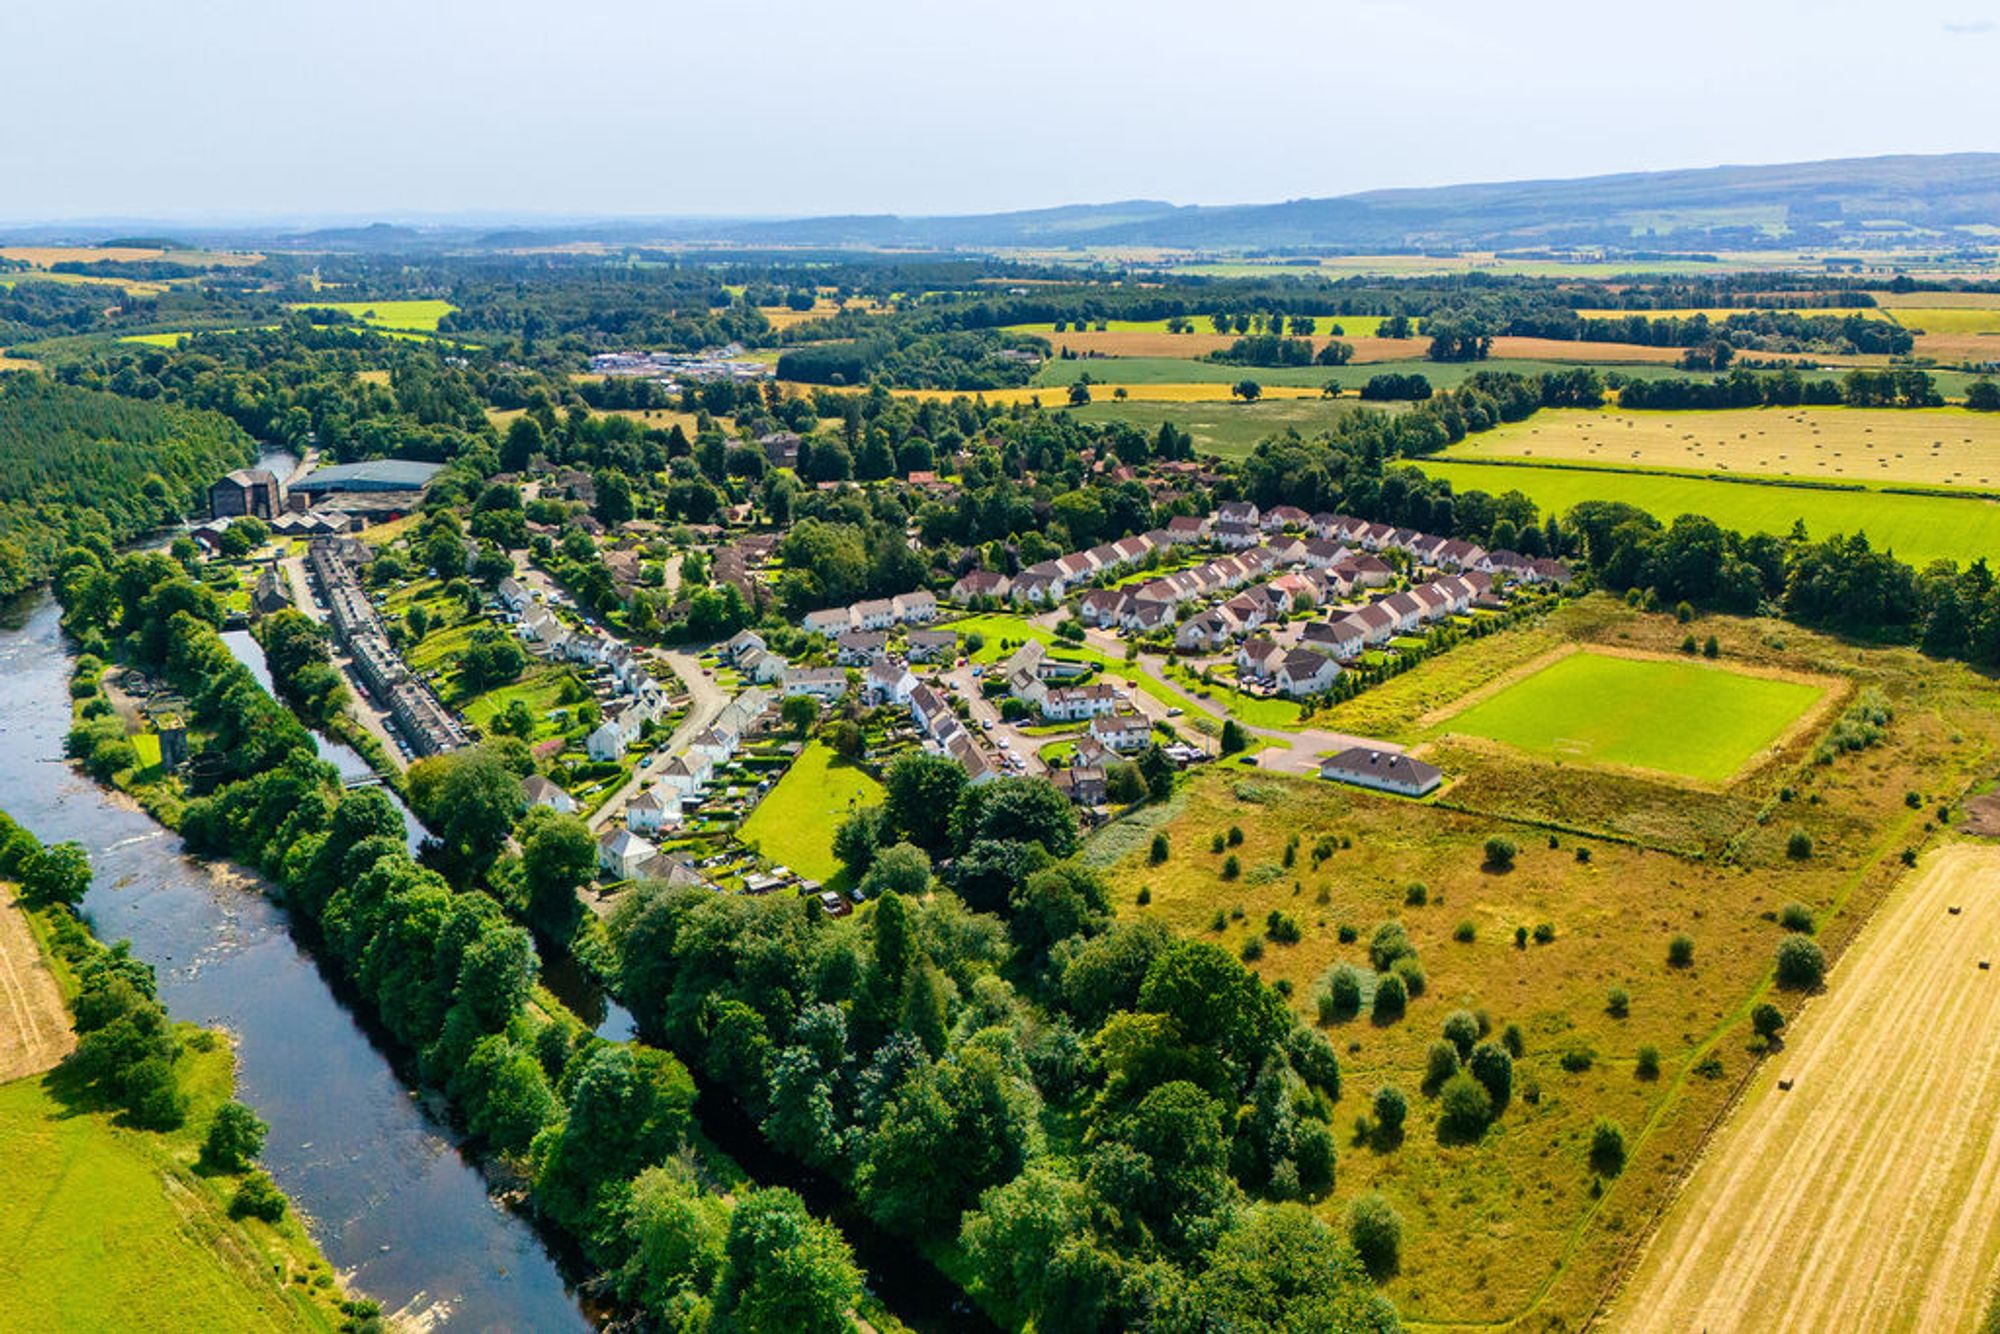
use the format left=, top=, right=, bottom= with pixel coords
left=0, top=1042, right=341, bottom=1332
left=1097, top=594, right=2000, bottom=1327
left=1437, top=649, right=1827, bottom=783
left=737, top=740, right=883, bottom=882
left=1614, top=844, right=2000, bottom=1332
left=1418, top=458, right=2000, bottom=568
left=1028, top=354, right=1699, bottom=392
left=287, top=299, right=455, bottom=332
left=1439, top=406, right=2000, bottom=490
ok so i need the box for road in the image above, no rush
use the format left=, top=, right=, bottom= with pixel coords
left=280, top=551, right=411, bottom=770
left=588, top=647, right=730, bottom=832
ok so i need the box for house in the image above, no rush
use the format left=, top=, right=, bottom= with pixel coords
left=1270, top=572, right=1318, bottom=610
left=951, top=569, right=1011, bottom=602
left=1301, top=538, right=1347, bottom=569
left=1306, top=512, right=1342, bottom=539
left=1379, top=591, right=1426, bottom=633
left=852, top=598, right=898, bottom=632
left=802, top=606, right=853, bottom=637
left=905, top=628, right=957, bottom=662
left=597, top=827, right=659, bottom=879
left=1338, top=554, right=1396, bottom=589
left=588, top=719, right=630, bottom=762
left=1043, top=683, right=1121, bottom=721
left=522, top=773, right=577, bottom=815
left=1122, top=597, right=1175, bottom=634
left=782, top=667, right=848, bottom=701
left=1164, top=514, right=1207, bottom=544
left=1113, top=534, right=1154, bottom=567
left=1319, top=747, right=1442, bottom=797
left=893, top=590, right=938, bottom=624
left=759, top=431, right=802, bottom=467
left=1051, top=764, right=1107, bottom=807
left=908, top=683, right=952, bottom=737
left=1090, top=709, right=1152, bottom=753
left=836, top=631, right=891, bottom=666
left=658, top=751, right=713, bottom=797
left=1175, top=611, right=1235, bottom=653
left=865, top=661, right=917, bottom=706
left=1212, top=520, right=1259, bottom=550
left=1237, top=635, right=1285, bottom=679
left=736, top=645, right=785, bottom=683
left=1348, top=602, right=1401, bottom=646
left=1527, top=557, right=1574, bottom=585
left=1221, top=591, right=1271, bottom=633
left=497, top=577, right=532, bottom=612
left=1304, top=617, right=1367, bottom=660
left=725, top=629, right=767, bottom=663
left=1078, top=588, right=1131, bottom=628
left=625, top=786, right=678, bottom=834
left=1009, top=564, right=1064, bottom=605
left=1216, top=500, right=1260, bottom=526
left=1263, top=504, right=1310, bottom=531
left=1265, top=536, right=1309, bottom=567
left=1276, top=649, right=1341, bottom=698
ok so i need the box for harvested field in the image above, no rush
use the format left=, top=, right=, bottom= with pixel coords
left=1439, top=405, right=2000, bottom=490
left=0, top=895, right=70, bottom=1080
left=1614, top=844, right=2000, bottom=1333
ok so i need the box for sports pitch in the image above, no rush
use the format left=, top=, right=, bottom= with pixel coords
left=1438, top=649, right=1827, bottom=782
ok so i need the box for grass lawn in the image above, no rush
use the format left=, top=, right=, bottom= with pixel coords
left=459, top=669, right=581, bottom=744
left=1161, top=663, right=1304, bottom=729
left=1067, top=398, right=1376, bottom=458
left=948, top=613, right=1204, bottom=716
left=1417, top=458, right=2000, bottom=568
left=1439, top=405, right=2000, bottom=491
left=1440, top=649, right=1826, bottom=783
left=288, top=298, right=455, bottom=332
left=737, top=740, right=883, bottom=883
left=0, top=1041, right=343, bottom=1332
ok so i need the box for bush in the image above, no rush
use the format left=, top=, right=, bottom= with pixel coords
left=1227, top=824, right=1244, bottom=847
left=1778, top=902, right=1815, bottom=933
left=1372, top=1085, right=1408, bottom=1137
left=1588, top=1118, right=1627, bottom=1176
left=1606, top=986, right=1630, bottom=1018
left=1786, top=827, right=1813, bottom=860
left=1210, top=832, right=1226, bottom=854
left=230, top=1171, right=288, bottom=1223
left=1468, top=1041, right=1513, bottom=1105
left=1239, top=937, right=1264, bottom=962
left=1667, top=934, right=1695, bottom=968
left=1500, top=1022, right=1525, bottom=1057
left=1532, top=922, right=1556, bottom=945
left=1337, top=922, right=1358, bottom=944
left=1441, top=1010, right=1480, bottom=1059
left=1635, top=1045, right=1661, bottom=1080
left=1369, top=920, right=1414, bottom=971
left=1265, top=910, right=1301, bottom=944
left=1404, top=881, right=1427, bottom=907
left=1453, top=919, right=1476, bottom=943
left=1751, top=1001, right=1786, bottom=1041
left=1319, top=963, right=1366, bottom=1023
left=1423, top=1040, right=1461, bottom=1092
left=1483, top=836, right=1517, bottom=871
left=1149, top=832, right=1169, bottom=864
left=1135, top=886, right=1151, bottom=906
left=1391, top=955, right=1426, bottom=998
left=1703, top=635, right=1720, bottom=658
left=1439, top=1071, right=1493, bottom=1138
left=1560, top=1045, right=1595, bottom=1073
left=1775, top=935, right=1826, bottom=990
left=1349, top=1193, right=1403, bottom=1278
left=1514, top=925, right=1529, bottom=949
left=1220, top=854, right=1240, bottom=880
left=1575, top=845, right=1592, bottom=864
left=1371, top=971, right=1408, bottom=1022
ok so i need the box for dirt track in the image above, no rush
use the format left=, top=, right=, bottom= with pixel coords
left=0, top=893, right=71, bottom=1080
left=1612, top=844, right=2000, bottom=1332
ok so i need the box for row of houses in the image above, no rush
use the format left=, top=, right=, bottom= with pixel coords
left=306, top=539, right=470, bottom=757
left=1310, top=572, right=1492, bottom=659
left=800, top=590, right=939, bottom=637
left=496, top=578, right=684, bottom=762
left=1168, top=552, right=1398, bottom=652
left=905, top=681, right=1002, bottom=784
left=619, top=686, right=775, bottom=834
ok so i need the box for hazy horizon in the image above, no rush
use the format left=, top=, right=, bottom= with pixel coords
left=6, top=0, right=1998, bottom=224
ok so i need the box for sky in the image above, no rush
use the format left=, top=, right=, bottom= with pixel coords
left=6, top=0, right=1999, bottom=223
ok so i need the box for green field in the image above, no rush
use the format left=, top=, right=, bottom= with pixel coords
left=287, top=298, right=456, bottom=332
left=1068, top=398, right=1374, bottom=457
left=737, top=740, right=883, bottom=882
left=1418, top=458, right=2000, bottom=568
left=1030, top=355, right=1699, bottom=392
left=0, top=1048, right=338, bottom=1332
left=1440, top=649, right=1825, bottom=782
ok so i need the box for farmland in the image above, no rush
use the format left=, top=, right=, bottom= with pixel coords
left=1614, top=844, right=2000, bottom=1333
left=1435, top=649, right=1830, bottom=783
left=1418, top=458, right=2000, bottom=568
left=286, top=299, right=456, bottom=332
left=1438, top=406, right=2000, bottom=490
left=1029, top=354, right=1695, bottom=392
left=0, top=893, right=71, bottom=1081
left=1097, top=594, right=2000, bottom=1327
left=735, top=739, right=882, bottom=883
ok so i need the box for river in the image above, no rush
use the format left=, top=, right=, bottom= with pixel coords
left=0, top=593, right=593, bottom=1332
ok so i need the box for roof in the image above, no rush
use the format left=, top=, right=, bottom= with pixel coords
left=1320, top=747, right=1441, bottom=790
left=219, top=468, right=276, bottom=488
left=290, top=460, right=446, bottom=492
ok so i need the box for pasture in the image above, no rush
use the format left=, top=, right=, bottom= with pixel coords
left=1614, top=844, right=2000, bottom=1333
left=1435, top=649, right=1828, bottom=783
left=1439, top=406, right=2000, bottom=490
left=1417, top=458, right=2000, bottom=568
left=287, top=299, right=456, bottom=332
left=736, top=740, right=882, bottom=883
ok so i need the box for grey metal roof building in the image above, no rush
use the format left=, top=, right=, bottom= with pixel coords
left=290, top=460, right=446, bottom=493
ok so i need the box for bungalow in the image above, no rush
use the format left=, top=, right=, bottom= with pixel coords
left=1237, top=635, right=1285, bottom=679
left=1319, top=747, right=1443, bottom=798
left=905, top=628, right=957, bottom=663
left=782, top=667, right=848, bottom=701
left=1216, top=500, right=1260, bottom=526
left=1527, top=557, right=1574, bottom=585
left=1263, top=504, right=1311, bottom=532
left=1175, top=610, right=1235, bottom=653
left=893, top=590, right=938, bottom=623
left=951, top=569, right=1012, bottom=602
left=522, top=773, right=577, bottom=815
left=836, top=631, right=891, bottom=666
left=1164, top=514, right=1207, bottom=544
left=802, top=606, right=854, bottom=637
left=625, top=786, right=679, bottom=834
left=1090, top=709, right=1152, bottom=753
left=597, top=827, right=658, bottom=879
left=1212, top=520, right=1259, bottom=550
left=1043, top=683, right=1121, bottom=722
left=865, top=661, right=917, bottom=707
left=1276, top=649, right=1341, bottom=698
left=852, top=598, right=898, bottom=632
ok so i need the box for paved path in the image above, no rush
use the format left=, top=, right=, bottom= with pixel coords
left=588, top=648, right=729, bottom=832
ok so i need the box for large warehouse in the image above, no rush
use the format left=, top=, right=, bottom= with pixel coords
left=288, top=460, right=446, bottom=496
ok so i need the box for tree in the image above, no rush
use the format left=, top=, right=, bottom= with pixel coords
left=618, top=1162, right=728, bottom=1317
left=1349, top=1192, right=1403, bottom=1279
left=1316, top=340, right=1354, bottom=366
left=1067, top=381, right=1092, bottom=406
left=961, top=1166, right=1113, bottom=1332
left=202, top=1100, right=268, bottom=1172
left=1668, top=934, right=1695, bottom=968
left=459, top=627, right=527, bottom=694
left=1150, top=831, right=1170, bottom=864
left=1483, top=836, right=1516, bottom=871
left=1439, top=1070, right=1493, bottom=1138
left=1441, top=1010, right=1479, bottom=1058
left=22, top=840, right=90, bottom=908
left=1589, top=1117, right=1627, bottom=1176
left=1220, top=719, right=1249, bottom=756
left=1189, top=1204, right=1397, bottom=1331
left=1231, top=379, right=1263, bottom=403
left=859, top=842, right=931, bottom=900
left=781, top=692, right=818, bottom=737
left=1136, top=743, right=1175, bottom=802
left=520, top=809, right=595, bottom=940
left=949, top=777, right=1078, bottom=858
left=1775, top=935, right=1826, bottom=990
left=408, top=745, right=523, bottom=878
left=1751, top=1001, right=1786, bottom=1041
left=710, top=1188, right=860, bottom=1334
left=1468, top=1041, right=1513, bottom=1106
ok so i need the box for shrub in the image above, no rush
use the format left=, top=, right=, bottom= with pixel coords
left=1500, top=1022, right=1525, bottom=1057
left=1778, top=902, right=1815, bottom=933
left=1468, top=1041, right=1513, bottom=1106
left=1149, top=833, right=1169, bottom=864
left=1589, top=1118, right=1627, bottom=1176
left=1264, top=910, right=1301, bottom=944
left=1560, top=1045, right=1595, bottom=1073
left=1404, top=881, right=1428, bottom=906
left=1483, top=836, right=1517, bottom=871
left=1423, top=1040, right=1461, bottom=1092
left=1135, top=886, right=1151, bottom=906
left=1681, top=633, right=1698, bottom=654
left=1775, top=935, right=1826, bottom=990
left=1514, top=925, right=1529, bottom=949
left=1369, top=921, right=1414, bottom=971
left=1372, top=971, right=1408, bottom=1022
left=1210, top=909, right=1227, bottom=932
left=1751, top=1001, right=1786, bottom=1041
left=1606, top=986, right=1630, bottom=1019
left=1906, top=789, right=1923, bottom=809
left=1239, top=937, right=1264, bottom=962
left=1210, top=832, right=1226, bottom=854
left=1227, top=824, right=1244, bottom=847
left=1667, top=934, right=1695, bottom=968
left=1221, top=854, right=1241, bottom=880
left=1703, top=635, right=1720, bottom=658
left=1575, top=845, right=1592, bottom=864
left=1439, top=1071, right=1493, bottom=1138
left=1453, top=919, right=1476, bottom=943
left=1532, top=922, right=1556, bottom=945
left=1392, top=955, right=1426, bottom=998
left=1337, top=922, right=1357, bottom=943
left=1349, top=1193, right=1403, bottom=1278
left=1441, top=1010, right=1480, bottom=1059
left=1319, top=963, right=1366, bottom=1023
left=1635, top=1045, right=1661, bottom=1080
left=1786, top=827, right=1813, bottom=860
left=230, top=1171, right=288, bottom=1223
left=1372, top=1085, right=1408, bottom=1137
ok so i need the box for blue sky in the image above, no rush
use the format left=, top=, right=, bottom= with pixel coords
left=6, top=0, right=1997, bottom=221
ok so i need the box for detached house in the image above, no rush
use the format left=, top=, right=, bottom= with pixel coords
left=1320, top=747, right=1442, bottom=797
left=1277, top=649, right=1341, bottom=698
left=1090, top=709, right=1152, bottom=753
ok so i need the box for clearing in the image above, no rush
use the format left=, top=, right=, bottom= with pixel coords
left=1417, top=458, right=2000, bottom=568
left=736, top=740, right=883, bottom=883
left=0, top=894, right=71, bottom=1080
left=1438, top=406, right=2000, bottom=490
left=1435, top=648, right=1829, bottom=783
left=1613, top=844, right=2000, bottom=1333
